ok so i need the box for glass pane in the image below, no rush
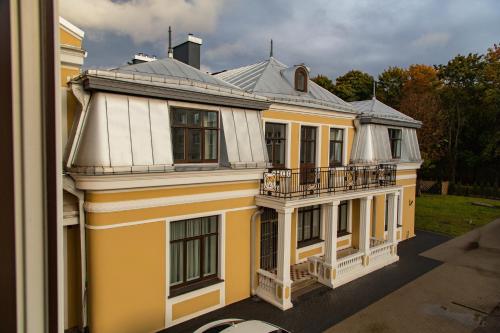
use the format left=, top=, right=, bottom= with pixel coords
left=209, top=216, right=217, bottom=233
left=306, top=141, right=315, bottom=163
left=188, top=129, right=201, bottom=161
left=303, top=211, right=311, bottom=240
left=312, top=208, right=320, bottom=238
left=334, top=143, right=342, bottom=163
left=204, top=111, right=218, bottom=127
left=187, top=110, right=201, bottom=126
left=172, top=128, right=185, bottom=161
left=204, top=130, right=217, bottom=160
left=265, top=124, right=273, bottom=138
left=277, top=140, right=285, bottom=165
left=186, top=239, right=200, bottom=281
left=186, top=218, right=201, bottom=237
left=297, top=212, right=303, bottom=242
left=170, top=221, right=185, bottom=241
left=266, top=141, right=272, bottom=161
left=203, top=235, right=217, bottom=276
left=170, top=242, right=183, bottom=285
left=395, top=140, right=401, bottom=157
left=339, top=203, right=348, bottom=231
left=173, top=109, right=187, bottom=125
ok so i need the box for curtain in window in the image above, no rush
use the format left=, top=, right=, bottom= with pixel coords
left=170, top=242, right=183, bottom=286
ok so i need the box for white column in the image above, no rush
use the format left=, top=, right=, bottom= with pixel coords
left=276, top=207, right=293, bottom=309
left=324, top=201, right=340, bottom=267
left=387, top=192, right=399, bottom=244
left=359, top=196, right=373, bottom=265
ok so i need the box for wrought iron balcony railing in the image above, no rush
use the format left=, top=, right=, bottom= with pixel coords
left=260, top=164, right=396, bottom=199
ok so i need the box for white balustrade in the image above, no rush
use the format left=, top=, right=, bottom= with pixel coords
left=256, top=269, right=278, bottom=299
left=370, top=242, right=393, bottom=264
left=336, top=252, right=364, bottom=278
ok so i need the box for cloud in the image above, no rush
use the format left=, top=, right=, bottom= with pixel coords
left=412, top=32, right=451, bottom=49
left=60, top=0, right=227, bottom=44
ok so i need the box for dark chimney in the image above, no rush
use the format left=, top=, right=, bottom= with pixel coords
left=173, top=34, right=202, bottom=69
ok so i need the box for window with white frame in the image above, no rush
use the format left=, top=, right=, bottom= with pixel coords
left=170, top=216, right=218, bottom=291
left=298, top=205, right=321, bottom=245
left=338, top=200, right=349, bottom=236
left=329, top=128, right=344, bottom=166
left=388, top=128, right=402, bottom=159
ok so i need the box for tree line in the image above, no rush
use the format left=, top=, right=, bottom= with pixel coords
left=313, top=44, right=500, bottom=187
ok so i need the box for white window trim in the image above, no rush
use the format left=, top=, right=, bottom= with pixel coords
left=262, top=118, right=291, bottom=169
left=164, top=211, right=227, bottom=327
left=297, top=123, right=321, bottom=168
left=328, top=125, right=349, bottom=167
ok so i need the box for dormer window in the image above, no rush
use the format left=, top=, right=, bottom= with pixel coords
left=295, top=67, right=308, bottom=92
left=388, top=128, right=402, bottom=159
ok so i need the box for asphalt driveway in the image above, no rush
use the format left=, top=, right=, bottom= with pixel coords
left=160, top=230, right=449, bottom=333
left=326, top=219, right=500, bottom=333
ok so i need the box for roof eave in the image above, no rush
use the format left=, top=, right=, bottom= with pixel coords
left=76, top=74, right=271, bottom=110
left=359, top=116, right=422, bottom=129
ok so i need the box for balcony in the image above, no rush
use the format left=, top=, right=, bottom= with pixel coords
left=260, top=164, right=397, bottom=199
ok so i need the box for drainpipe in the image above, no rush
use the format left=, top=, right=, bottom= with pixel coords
left=63, top=176, right=88, bottom=331
left=250, top=208, right=264, bottom=295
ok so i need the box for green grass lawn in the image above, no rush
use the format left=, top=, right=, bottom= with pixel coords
left=415, top=194, right=500, bottom=237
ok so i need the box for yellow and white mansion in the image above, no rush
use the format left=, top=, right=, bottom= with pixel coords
left=59, top=19, right=422, bottom=333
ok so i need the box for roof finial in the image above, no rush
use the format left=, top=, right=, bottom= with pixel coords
left=372, top=80, right=376, bottom=100
left=270, top=39, right=273, bottom=58
left=168, top=26, right=173, bottom=58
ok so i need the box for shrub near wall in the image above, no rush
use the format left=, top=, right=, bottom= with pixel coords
left=448, top=182, right=500, bottom=199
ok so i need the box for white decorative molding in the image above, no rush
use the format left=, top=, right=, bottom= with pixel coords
left=85, top=205, right=257, bottom=230
left=59, top=16, right=85, bottom=39
left=71, top=168, right=265, bottom=190
left=84, top=189, right=259, bottom=213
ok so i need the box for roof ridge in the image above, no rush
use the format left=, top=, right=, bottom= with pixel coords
left=251, top=58, right=275, bottom=91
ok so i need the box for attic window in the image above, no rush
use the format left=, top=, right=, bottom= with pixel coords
left=295, top=67, right=308, bottom=92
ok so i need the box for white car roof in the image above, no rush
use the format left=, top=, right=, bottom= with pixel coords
left=222, top=320, right=280, bottom=333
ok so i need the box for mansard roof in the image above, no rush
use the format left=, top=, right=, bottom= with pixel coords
left=215, top=57, right=356, bottom=113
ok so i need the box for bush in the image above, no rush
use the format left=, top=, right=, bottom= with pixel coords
left=448, top=182, right=500, bottom=199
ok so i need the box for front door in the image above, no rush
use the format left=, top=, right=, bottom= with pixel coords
left=300, top=126, right=317, bottom=184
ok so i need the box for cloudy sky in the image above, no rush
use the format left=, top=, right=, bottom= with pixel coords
left=61, top=0, right=500, bottom=80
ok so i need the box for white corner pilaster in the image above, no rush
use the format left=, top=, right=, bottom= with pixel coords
left=324, top=200, right=340, bottom=267
left=360, top=196, right=373, bottom=264
left=387, top=192, right=399, bottom=244
left=276, top=207, right=293, bottom=310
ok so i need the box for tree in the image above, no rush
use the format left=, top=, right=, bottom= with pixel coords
left=377, top=66, right=408, bottom=110
left=436, top=53, right=485, bottom=183
left=311, top=74, right=335, bottom=92
left=333, top=70, right=374, bottom=101
left=399, top=65, right=446, bottom=173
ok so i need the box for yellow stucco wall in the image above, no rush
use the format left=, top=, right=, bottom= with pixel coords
left=290, top=123, right=300, bottom=168
left=337, top=238, right=350, bottom=248
left=87, top=181, right=259, bottom=203
left=225, top=209, right=253, bottom=305
left=66, top=226, right=82, bottom=329
left=298, top=246, right=322, bottom=260
left=86, top=196, right=255, bottom=226
left=61, top=67, right=79, bottom=87
left=262, top=109, right=355, bottom=170
left=402, top=186, right=417, bottom=240
left=373, top=195, right=386, bottom=240
left=263, top=110, right=354, bottom=127
left=87, top=222, right=165, bottom=333
left=320, top=125, right=329, bottom=167
left=60, top=27, right=82, bottom=48
left=172, top=290, right=220, bottom=321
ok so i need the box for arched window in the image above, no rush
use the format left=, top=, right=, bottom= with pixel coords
left=294, top=67, right=308, bottom=92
